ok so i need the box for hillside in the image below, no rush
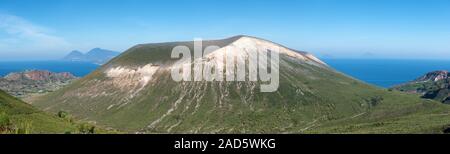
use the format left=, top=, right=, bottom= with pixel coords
left=391, top=70, right=450, bottom=104
left=33, top=35, right=450, bottom=133
left=0, top=89, right=78, bottom=133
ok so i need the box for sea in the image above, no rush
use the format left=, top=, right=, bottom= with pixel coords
left=1, top=59, right=450, bottom=88
left=0, top=61, right=99, bottom=77
left=322, top=59, right=450, bottom=88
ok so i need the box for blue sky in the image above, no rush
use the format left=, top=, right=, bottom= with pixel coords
left=0, top=0, right=449, bottom=60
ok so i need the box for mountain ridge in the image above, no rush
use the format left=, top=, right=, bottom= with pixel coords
left=392, top=70, right=450, bottom=104
left=63, top=48, right=120, bottom=65
left=414, top=70, right=449, bottom=82
left=34, top=35, right=450, bottom=133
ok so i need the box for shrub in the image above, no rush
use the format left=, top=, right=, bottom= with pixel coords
left=78, top=123, right=95, bottom=134
left=57, top=111, right=69, bottom=119
left=57, top=111, right=74, bottom=123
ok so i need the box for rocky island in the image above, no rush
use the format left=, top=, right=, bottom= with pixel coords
left=0, top=70, right=77, bottom=99
left=391, top=70, right=450, bottom=104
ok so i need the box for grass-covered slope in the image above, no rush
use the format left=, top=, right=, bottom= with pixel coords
left=0, top=90, right=77, bottom=134
left=306, top=91, right=450, bottom=133
left=33, top=36, right=450, bottom=133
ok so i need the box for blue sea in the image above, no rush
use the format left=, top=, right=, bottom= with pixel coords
left=1, top=59, right=450, bottom=88
left=323, top=59, right=450, bottom=88
left=0, top=61, right=99, bottom=77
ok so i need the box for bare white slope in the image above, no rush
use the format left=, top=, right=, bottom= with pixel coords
left=105, top=36, right=327, bottom=86
left=202, top=36, right=327, bottom=66
left=98, top=36, right=326, bottom=108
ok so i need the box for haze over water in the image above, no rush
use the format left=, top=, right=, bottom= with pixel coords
left=323, top=59, right=450, bottom=87
left=2, top=59, right=450, bottom=88
left=0, top=61, right=98, bottom=77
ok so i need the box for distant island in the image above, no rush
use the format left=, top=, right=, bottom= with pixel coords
left=62, top=48, right=120, bottom=65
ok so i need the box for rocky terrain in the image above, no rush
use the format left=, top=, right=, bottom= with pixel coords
left=391, top=70, right=450, bottom=104
left=0, top=70, right=77, bottom=98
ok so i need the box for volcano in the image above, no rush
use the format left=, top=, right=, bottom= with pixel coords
left=33, top=36, right=450, bottom=133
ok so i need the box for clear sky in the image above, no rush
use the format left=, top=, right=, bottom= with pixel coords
left=0, top=0, right=449, bottom=60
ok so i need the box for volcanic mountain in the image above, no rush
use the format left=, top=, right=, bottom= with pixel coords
left=33, top=36, right=450, bottom=133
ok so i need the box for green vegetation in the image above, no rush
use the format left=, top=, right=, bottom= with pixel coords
left=78, top=123, right=96, bottom=134
left=392, top=78, right=450, bottom=104
left=0, top=90, right=117, bottom=134
left=32, top=36, right=450, bottom=134
left=0, top=90, right=78, bottom=134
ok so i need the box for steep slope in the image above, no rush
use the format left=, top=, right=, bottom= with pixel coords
left=0, top=90, right=77, bottom=133
left=392, top=70, right=450, bottom=104
left=33, top=36, right=450, bottom=133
